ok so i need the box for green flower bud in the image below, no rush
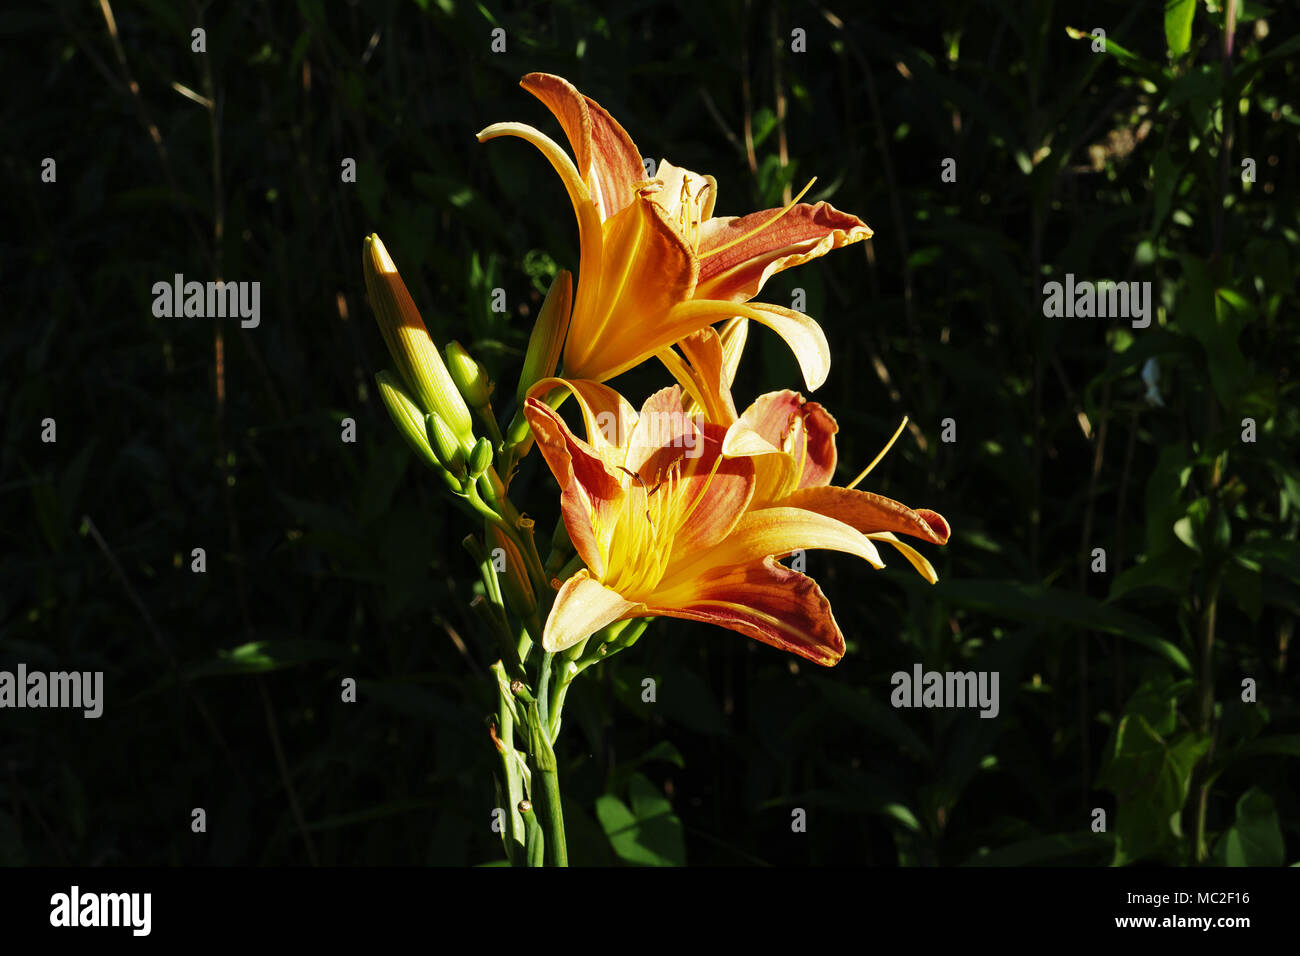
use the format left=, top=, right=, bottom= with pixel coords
left=469, top=436, right=493, bottom=478
left=363, top=235, right=474, bottom=439
left=445, top=341, right=493, bottom=410
left=426, top=412, right=467, bottom=477
left=376, top=371, right=440, bottom=470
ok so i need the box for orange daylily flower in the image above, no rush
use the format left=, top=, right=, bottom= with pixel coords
left=523, top=377, right=944, bottom=666
left=667, top=326, right=951, bottom=583
left=477, top=73, right=872, bottom=390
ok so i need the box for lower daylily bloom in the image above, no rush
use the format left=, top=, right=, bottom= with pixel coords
left=665, top=327, right=951, bottom=583
left=478, top=73, right=872, bottom=391
left=525, top=382, right=921, bottom=665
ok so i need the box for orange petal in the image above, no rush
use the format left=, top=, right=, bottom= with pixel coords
left=731, top=391, right=839, bottom=487
left=665, top=424, right=755, bottom=562
left=523, top=397, right=624, bottom=579
left=654, top=346, right=713, bottom=419
left=721, top=405, right=797, bottom=507
left=647, top=556, right=845, bottom=665
left=476, top=121, right=606, bottom=353
left=544, top=570, right=640, bottom=652
left=796, top=402, right=838, bottom=488
left=868, top=531, right=940, bottom=584
left=717, top=317, right=749, bottom=388
left=664, top=506, right=884, bottom=590
left=695, top=201, right=873, bottom=303
left=562, top=191, right=698, bottom=382
left=782, top=485, right=950, bottom=545
left=661, top=299, right=831, bottom=391
left=722, top=390, right=839, bottom=503
left=624, top=386, right=696, bottom=480
left=520, top=73, right=645, bottom=221
left=528, top=376, right=636, bottom=461
left=675, top=327, right=738, bottom=425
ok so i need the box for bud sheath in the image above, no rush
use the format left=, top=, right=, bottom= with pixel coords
left=516, top=270, right=573, bottom=406
left=363, top=235, right=474, bottom=438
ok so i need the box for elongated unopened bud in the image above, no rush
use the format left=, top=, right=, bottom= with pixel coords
left=376, top=370, right=438, bottom=469
left=363, top=234, right=474, bottom=439
left=426, top=412, right=467, bottom=477
left=487, top=524, right=536, bottom=619
left=516, top=270, right=573, bottom=406
left=445, top=341, right=493, bottom=410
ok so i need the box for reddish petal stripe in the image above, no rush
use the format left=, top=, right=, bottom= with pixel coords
left=520, top=73, right=593, bottom=195
left=665, top=423, right=755, bottom=561
left=583, top=94, right=646, bottom=220
left=648, top=556, right=845, bottom=666
left=519, top=73, right=645, bottom=221
left=695, top=201, right=872, bottom=303
left=781, top=485, right=951, bottom=545
left=523, top=398, right=625, bottom=578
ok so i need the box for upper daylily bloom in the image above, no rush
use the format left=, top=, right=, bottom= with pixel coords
left=478, top=73, right=872, bottom=390
left=667, top=326, right=951, bottom=583
left=524, top=378, right=938, bottom=665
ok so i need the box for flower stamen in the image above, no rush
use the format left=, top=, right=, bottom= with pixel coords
left=698, top=177, right=818, bottom=260
left=847, top=416, right=909, bottom=490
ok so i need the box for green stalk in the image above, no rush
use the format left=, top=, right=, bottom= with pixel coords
left=491, top=663, right=527, bottom=866
left=527, top=698, right=567, bottom=866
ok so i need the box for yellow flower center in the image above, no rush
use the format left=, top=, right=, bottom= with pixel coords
left=592, top=452, right=726, bottom=599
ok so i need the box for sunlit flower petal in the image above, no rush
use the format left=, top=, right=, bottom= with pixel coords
left=482, top=74, right=868, bottom=389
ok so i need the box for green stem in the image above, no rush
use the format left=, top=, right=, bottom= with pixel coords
left=536, top=765, right=567, bottom=866
left=466, top=538, right=523, bottom=680
left=526, top=696, right=567, bottom=866
left=1192, top=577, right=1221, bottom=864
left=536, top=651, right=554, bottom=732
left=490, top=663, right=527, bottom=866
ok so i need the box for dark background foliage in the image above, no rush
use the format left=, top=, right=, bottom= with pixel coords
left=3, top=0, right=1296, bottom=866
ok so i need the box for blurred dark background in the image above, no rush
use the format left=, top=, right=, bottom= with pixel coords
left=3, top=0, right=1296, bottom=866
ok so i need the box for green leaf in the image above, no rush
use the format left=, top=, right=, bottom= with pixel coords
left=963, top=831, right=1112, bottom=866
left=1065, top=26, right=1166, bottom=86
left=1220, top=788, right=1284, bottom=866
left=1109, top=549, right=1198, bottom=601
left=596, top=772, right=686, bottom=867
left=810, top=676, right=933, bottom=765
left=936, top=579, right=1192, bottom=672
left=1164, top=0, right=1196, bottom=59
left=1150, top=149, right=1180, bottom=233
left=1097, top=715, right=1210, bottom=865
left=1225, top=734, right=1300, bottom=764
left=1223, top=560, right=1263, bottom=622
